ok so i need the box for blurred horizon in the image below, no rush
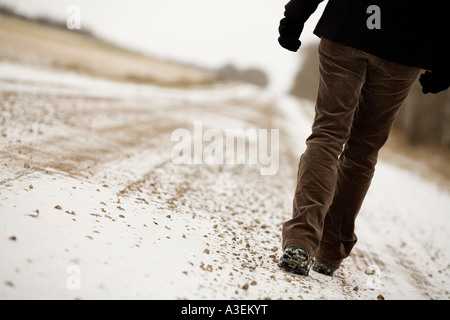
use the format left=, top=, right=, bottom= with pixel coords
left=0, top=0, right=325, bottom=94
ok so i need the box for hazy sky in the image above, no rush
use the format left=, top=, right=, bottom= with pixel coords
left=0, top=0, right=325, bottom=93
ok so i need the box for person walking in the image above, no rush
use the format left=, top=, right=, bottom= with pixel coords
left=277, top=0, right=449, bottom=276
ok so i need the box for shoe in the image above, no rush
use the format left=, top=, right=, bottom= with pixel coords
left=278, top=246, right=314, bottom=276
left=312, top=260, right=335, bottom=276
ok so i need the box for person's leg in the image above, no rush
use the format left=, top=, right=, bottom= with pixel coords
left=315, top=54, right=420, bottom=271
left=281, top=38, right=367, bottom=257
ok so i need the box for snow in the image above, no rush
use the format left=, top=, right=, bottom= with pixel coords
left=0, top=62, right=449, bottom=300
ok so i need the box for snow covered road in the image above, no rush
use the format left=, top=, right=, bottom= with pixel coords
left=0, top=63, right=449, bottom=300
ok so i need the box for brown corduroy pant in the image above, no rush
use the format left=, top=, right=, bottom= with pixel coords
left=282, top=38, right=420, bottom=270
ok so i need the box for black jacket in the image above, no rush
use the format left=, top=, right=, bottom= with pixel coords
left=279, top=0, right=446, bottom=73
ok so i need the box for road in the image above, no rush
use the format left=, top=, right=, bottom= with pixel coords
left=0, top=62, right=449, bottom=300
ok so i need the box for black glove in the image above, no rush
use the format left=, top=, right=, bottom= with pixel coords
left=419, top=71, right=450, bottom=94
left=278, top=17, right=303, bottom=52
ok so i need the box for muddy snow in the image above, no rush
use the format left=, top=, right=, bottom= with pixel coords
left=0, top=62, right=449, bottom=300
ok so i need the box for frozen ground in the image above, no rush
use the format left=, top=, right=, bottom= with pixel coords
left=0, top=62, right=449, bottom=300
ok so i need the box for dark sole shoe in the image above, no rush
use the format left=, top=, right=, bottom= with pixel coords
left=312, top=261, right=335, bottom=276
left=277, top=246, right=314, bottom=276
